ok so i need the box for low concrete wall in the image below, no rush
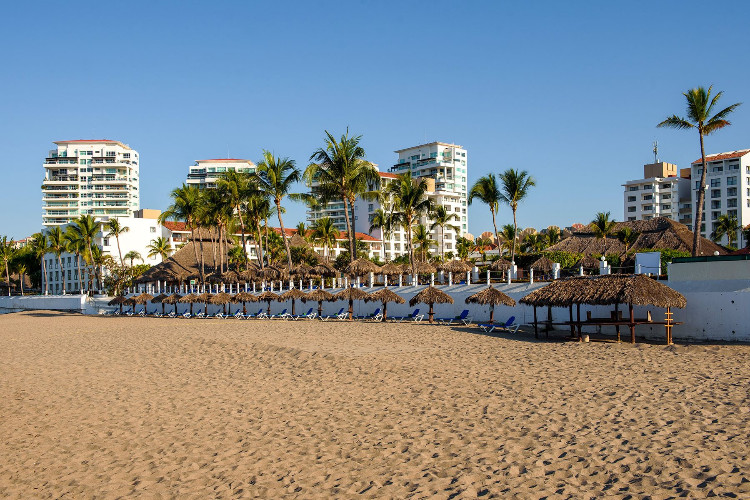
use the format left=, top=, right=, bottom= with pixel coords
left=0, top=295, right=112, bottom=315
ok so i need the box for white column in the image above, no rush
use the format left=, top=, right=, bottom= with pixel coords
left=430, top=273, right=435, bottom=286
left=398, top=274, right=403, bottom=287
left=506, top=271, right=511, bottom=285
left=384, top=275, right=388, bottom=287
left=579, top=265, right=584, bottom=276
left=486, top=270, right=490, bottom=285
left=369, top=272, right=374, bottom=287
left=552, top=263, right=561, bottom=280
left=530, top=268, right=534, bottom=284
left=466, top=271, right=471, bottom=285
left=448, top=272, right=452, bottom=287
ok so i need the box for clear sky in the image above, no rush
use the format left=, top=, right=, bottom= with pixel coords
left=2, top=0, right=748, bottom=239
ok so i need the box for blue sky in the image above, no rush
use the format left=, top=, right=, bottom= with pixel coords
left=1, top=0, right=748, bottom=239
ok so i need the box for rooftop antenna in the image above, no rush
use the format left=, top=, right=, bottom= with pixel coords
left=653, top=141, right=659, bottom=163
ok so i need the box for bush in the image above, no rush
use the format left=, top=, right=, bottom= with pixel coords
left=543, top=251, right=583, bottom=269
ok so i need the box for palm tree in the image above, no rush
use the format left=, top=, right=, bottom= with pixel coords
left=474, top=236, right=492, bottom=262
left=546, top=226, right=561, bottom=247
left=456, top=236, right=473, bottom=261
left=105, top=218, right=129, bottom=265
left=658, top=86, right=742, bottom=256
left=16, top=262, right=27, bottom=296
left=369, top=208, right=394, bottom=262
left=295, top=222, right=308, bottom=242
left=617, top=227, right=639, bottom=253
left=0, top=236, right=14, bottom=296
left=522, top=232, right=547, bottom=253
left=591, top=212, right=617, bottom=255
left=498, top=224, right=517, bottom=256
left=387, top=171, right=432, bottom=274
left=498, top=169, right=536, bottom=263
left=306, top=130, right=377, bottom=262
left=310, top=217, right=340, bottom=261
left=29, top=232, right=49, bottom=295
left=430, top=205, right=460, bottom=260
left=147, top=236, right=173, bottom=261
left=412, top=224, right=436, bottom=262
left=256, top=150, right=302, bottom=270
left=70, top=215, right=101, bottom=294
left=65, top=226, right=87, bottom=293
left=217, top=169, right=252, bottom=267
left=711, top=214, right=740, bottom=248
left=468, top=174, right=503, bottom=254
left=159, top=185, right=204, bottom=281
left=47, top=226, right=67, bottom=294
left=245, top=193, right=270, bottom=268
left=743, top=225, right=750, bottom=249
left=124, top=250, right=143, bottom=267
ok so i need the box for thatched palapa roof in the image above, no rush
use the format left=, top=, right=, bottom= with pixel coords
left=409, top=286, right=454, bottom=306
left=210, top=292, right=232, bottom=304
left=465, top=286, right=516, bottom=306
left=232, top=291, right=257, bottom=303
left=133, top=293, right=154, bottom=304
left=412, top=261, right=437, bottom=275
left=163, top=293, right=183, bottom=304
left=520, top=274, right=686, bottom=308
left=279, top=288, right=307, bottom=301
left=345, top=258, right=382, bottom=276
left=365, top=288, right=405, bottom=304
left=179, top=293, right=199, bottom=303
left=334, top=287, right=370, bottom=301
left=530, top=256, right=554, bottom=272
left=108, top=295, right=127, bottom=305
left=380, top=262, right=405, bottom=276
left=312, top=262, right=337, bottom=277
left=489, top=259, right=512, bottom=271
left=303, top=289, right=334, bottom=302
left=150, top=293, right=169, bottom=303
left=256, top=291, right=280, bottom=301
left=439, top=260, right=472, bottom=273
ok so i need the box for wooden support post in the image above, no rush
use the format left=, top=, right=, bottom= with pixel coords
left=615, top=302, right=621, bottom=342
left=533, top=306, right=538, bottom=338
left=546, top=305, right=552, bottom=339
left=576, top=303, right=582, bottom=342
left=629, top=303, right=635, bottom=344
left=665, top=307, right=673, bottom=345
left=569, top=304, right=575, bottom=338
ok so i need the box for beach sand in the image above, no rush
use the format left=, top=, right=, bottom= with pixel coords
left=1, top=310, right=748, bottom=498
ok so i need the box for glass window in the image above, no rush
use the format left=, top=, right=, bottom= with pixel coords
left=727, top=176, right=737, bottom=186
left=710, top=178, right=721, bottom=187
left=711, top=189, right=721, bottom=198
left=710, top=200, right=721, bottom=209
left=627, top=196, right=636, bottom=202
left=728, top=210, right=738, bottom=217
left=662, top=193, right=671, bottom=200
left=627, top=206, right=636, bottom=212
left=643, top=194, right=652, bottom=200
left=727, top=198, right=737, bottom=208
left=727, top=187, right=737, bottom=196
left=661, top=204, right=671, bottom=210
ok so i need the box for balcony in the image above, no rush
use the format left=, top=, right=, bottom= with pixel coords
left=679, top=207, right=692, bottom=214
left=45, top=176, right=79, bottom=182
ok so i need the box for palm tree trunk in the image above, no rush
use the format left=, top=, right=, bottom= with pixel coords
left=491, top=207, right=501, bottom=260
left=255, top=223, right=264, bottom=269
left=116, top=235, right=123, bottom=265
left=58, top=256, right=65, bottom=294
left=349, top=195, right=358, bottom=260
left=693, top=132, right=708, bottom=257
left=237, top=204, right=247, bottom=270
left=20, top=272, right=24, bottom=296
left=342, top=196, right=355, bottom=262
left=276, top=200, right=294, bottom=270
left=511, top=207, right=518, bottom=263
left=77, top=254, right=84, bottom=293
left=190, top=226, right=200, bottom=278
left=4, top=260, right=10, bottom=296
left=211, top=230, right=217, bottom=271
left=406, top=219, right=415, bottom=275
left=41, top=256, right=48, bottom=295
left=263, top=219, right=270, bottom=265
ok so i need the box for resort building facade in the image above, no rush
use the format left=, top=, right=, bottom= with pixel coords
left=687, top=149, right=750, bottom=247
left=186, top=159, right=256, bottom=189
left=42, top=140, right=140, bottom=227
left=622, top=162, right=686, bottom=223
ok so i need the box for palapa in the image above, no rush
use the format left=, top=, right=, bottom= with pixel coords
left=530, top=256, right=554, bottom=273
left=256, top=290, right=280, bottom=315
left=439, top=260, right=472, bottom=274
left=489, top=259, right=512, bottom=271
left=465, top=286, right=515, bottom=324
left=221, top=270, right=240, bottom=283
left=379, top=262, right=405, bottom=276
left=364, top=288, right=405, bottom=321
left=334, top=287, right=370, bottom=320
left=290, top=263, right=313, bottom=278
left=345, top=258, right=382, bottom=276
left=179, top=292, right=199, bottom=315
left=412, top=261, right=437, bottom=275
left=151, top=293, right=170, bottom=315
left=210, top=292, right=232, bottom=315
left=302, top=289, right=334, bottom=318
left=409, top=286, right=454, bottom=323
left=133, top=293, right=154, bottom=314
left=312, top=261, right=337, bottom=277
left=163, top=293, right=183, bottom=315
left=239, top=269, right=257, bottom=283
left=279, top=288, right=307, bottom=315
left=195, top=292, right=214, bottom=315
left=108, top=295, right=128, bottom=314
left=575, top=255, right=599, bottom=269
left=232, top=291, right=257, bottom=315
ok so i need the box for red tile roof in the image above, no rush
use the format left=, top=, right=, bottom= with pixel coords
left=162, top=221, right=187, bottom=232
left=379, top=172, right=398, bottom=179
left=692, top=149, right=750, bottom=164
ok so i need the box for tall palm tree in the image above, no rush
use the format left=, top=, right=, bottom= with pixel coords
left=217, top=169, right=252, bottom=267
left=311, top=217, right=340, bottom=261
left=468, top=174, right=502, bottom=254
left=456, top=237, right=472, bottom=261
left=16, top=262, right=27, bottom=296
left=369, top=208, right=394, bottom=262
left=387, top=171, right=432, bottom=274
left=147, top=236, right=173, bottom=261
left=70, top=215, right=101, bottom=294
left=498, top=169, right=536, bottom=263
left=658, top=86, right=742, bottom=256
left=47, top=226, right=67, bottom=294
left=430, top=206, right=460, bottom=260
left=29, top=232, right=49, bottom=295
left=159, top=184, right=204, bottom=281
left=498, top=224, right=517, bottom=256
left=256, top=150, right=302, bottom=270
left=617, top=227, right=639, bottom=253
left=245, top=193, right=270, bottom=268
left=412, top=224, right=436, bottom=262
left=711, top=214, right=740, bottom=248
left=64, top=226, right=87, bottom=293
left=0, top=236, right=14, bottom=296
left=306, top=130, right=377, bottom=262
left=124, top=250, right=143, bottom=267
left=105, top=218, right=129, bottom=265
left=295, top=222, right=308, bottom=242
left=591, top=212, right=617, bottom=255
left=546, top=226, right=561, bottom=247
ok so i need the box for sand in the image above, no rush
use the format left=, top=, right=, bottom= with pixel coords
left=1, top=311, right=749, bottom=498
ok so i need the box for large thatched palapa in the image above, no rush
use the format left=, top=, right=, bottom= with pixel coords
left=232, top=291, right=257, bottom=315
left=279, top=288, right=307, bottom=315
left=409, top=286, right=454, bottom=323
left=530, top=256, right=554, bottom=273
left=379, top=262, right=405, bottom=276
left=334, top=287, right=370, bottom=320
left=163, top=293, right=182, bottom=314
left=546, top=217, right=726, bottom=257
left=256, top=291, right=280, bottom=315
left=465, top=286, right=515, bottom=324
left=345, top=258, right=382, bottom=277
left=364, top=288, right=405, bottom=322
left=302, top=289, right=335, bottom=318
left=439, top=260, right=472, bottom=274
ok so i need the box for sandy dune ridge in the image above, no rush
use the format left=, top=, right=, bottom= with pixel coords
left=1, top=311, right=749, bottom=498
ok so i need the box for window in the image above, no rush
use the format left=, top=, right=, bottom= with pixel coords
left=103, top=237, right=110, bottom=246
left=661, top=204, right=671, bottom=210
left=643, top=194, right=653, bottom=200
left=711, top=200, right=721, bottom=209
left=728, top=210, right=738, bottom=218
left=105, top=151, right=116, bottom=157
left=727, top=198, right=737, bottom=208
left=662, top=193, right=671, bottom=200
left=711, top=189, right=721, bottom=198
left=627, top=206, right=636, bottom=213
left=710, top=178, right=721, bottom=187
left=643, top=205, right=653, bottom=211
left=627, top=217, right=636, bottom=221
left=368, top=204, right=373, bottom=212
left=727, top=176, right=737, bottom=186
left=123, top=153, right=131, bottom=159
left=695, top=181, right=703, bottom=190
left=627, top=196, right=636, bottom=202
left=661, top=183, right=671, bottom=189
left=711, top=166, right=723, bottom=173
left=643, top=184, right=653, bottom=190
left=727, top=187, right=737, bottom=197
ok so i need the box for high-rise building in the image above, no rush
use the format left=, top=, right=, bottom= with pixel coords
left=355, top=142, right=469, bottom=260
left=42, top=140, right=140, bottom=226
left=622, top=162, right=685, bottom=222
left=186, top=159, right=256, bottom=189
left=688, top=149, right=750, bottom=246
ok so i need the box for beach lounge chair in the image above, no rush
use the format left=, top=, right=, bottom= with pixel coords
left=167, top=311, right=177, bottom=318
left=322, top=308, right=345, bottom=321
left=478, top=316, right=519, bottom=334
left=268, top=309, right=288, bottom=319
left=233, top=310, right=244, bottom=319
left=438, top=310, right=471, bottom=325
left=292, top=308, right=315, bottom=320
left=357, top=308, right=381, bottom=321
left=182, top=312, right=191, bottom=319
left=393, top=309, right=423, bottom=322
left=240, top=308, right=263, bottom=319
left=194, top=311, right=206, bottom=319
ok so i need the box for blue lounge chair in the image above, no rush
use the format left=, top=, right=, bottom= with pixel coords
left=322, top=308, right=345, bottom=321
left=437, top=309, right=471, bottom=325
left=293, top=308, right=315, bottom=320
left=356, top=308, right=381, bottom=321
left=268, top=309, right=288, bottom=319
left=392, top=309, right=423, bottom=322
left=242, top=308, right=264, bottom=319
left=478, top=316, right=519, bottom=333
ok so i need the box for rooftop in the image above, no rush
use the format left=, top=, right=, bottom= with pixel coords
left=196, top=159, right=255, bottom=163
left=692, top=149, right=750, bottom=164
left=54, top=139, right=131, bottom=150
left=394, top=141, right=464, bottom=153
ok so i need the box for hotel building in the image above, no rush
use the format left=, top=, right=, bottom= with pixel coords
left=186, top=159, right=256, bottom=189
left=622, top=162, right=686, bottom=222
left=42, top=140, right=140, bottom=227
left=688, top=149, right=750, bottom=246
